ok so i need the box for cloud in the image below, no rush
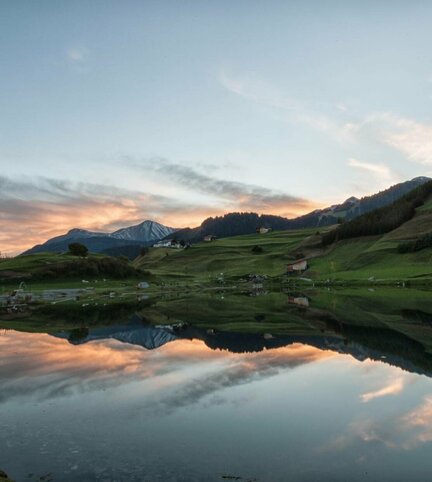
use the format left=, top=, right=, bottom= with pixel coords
left=378, top=114, right=432, bottom=165
left=219, top=69, right=432, bottom=170
left=360, top=376, right=405, bottom=403
left=127, top=156, right=316, bottom=215
left=145, top=343, right=335, bottom=414
left=0, top=169, right=319, bottom=254
left=399, top=395, right=432, bottom=446
left=348, top=112, right=432, bottom=166
left=219, top=68, right=299, bottom=110
left=0, top=175, right=211, bottom=255
left=0, top=332, right=334, bottom=407
left=218, top=68, right=352, bottom=141
left=347, top=158, right=398, bottom=183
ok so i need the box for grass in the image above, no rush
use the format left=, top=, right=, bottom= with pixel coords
left=142, top=290, right=325, bottom=335
left=135, top=228, right=320, bottom=281
left=0, top=252, right=85, bottom=270
left=0, top=252, right=149, bottom=287
left=4, top=285, right=432, bottom=358
left=310, top=286, right=432, bottom=351
left=3, top=199, right=432, bottom=290
left=301, top=201, right=432, bottom=282
left=133, top=200, right=432, bottom=285
left=309, top=238, right=432, bottom=281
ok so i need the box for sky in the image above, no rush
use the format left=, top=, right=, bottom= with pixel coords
left=1, top=1, right=432, bottom=254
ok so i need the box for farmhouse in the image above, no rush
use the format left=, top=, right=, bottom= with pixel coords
left=288, top=296, right=309, bottom=307
left=256, top=227, right=271, bottom=234
left=153, top=240, right=173, bottom=248
left=203, top=235, right=217, bottom=242
left=153, top=240, right=182, bottom=249
left=287, top=259, right=308, bottom=274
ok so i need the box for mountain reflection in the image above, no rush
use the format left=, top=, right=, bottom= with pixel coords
left=3, top=290, right=432, bottom=481
left=0, top=331, right=335, bottom=407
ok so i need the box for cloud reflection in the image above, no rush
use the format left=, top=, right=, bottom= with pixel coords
left=0, top=331, right=334, bottom=409
left=361, top=376, right=406, bottom=403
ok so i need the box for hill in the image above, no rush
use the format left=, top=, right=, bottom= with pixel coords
left=135, top=186, right=432, bottom=284
left=322, top=179, right=432, bottom=245
left=135, top=227, right=323, bottom=281
left=169, top=177, right=430, bottom=243
left=0, top=252, right=147, bottom=283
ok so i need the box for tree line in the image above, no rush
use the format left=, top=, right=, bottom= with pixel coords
left=322, top=180, right=432, bottom=246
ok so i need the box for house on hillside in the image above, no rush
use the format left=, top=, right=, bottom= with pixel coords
left=256, top=227, right=271, bottom=234
left=287, top=259, right=308, bottom=274
left=203, top=235, right=217, bottom=242
left=288, top=296, right=309, bottom=307
left=153, top=240, right=172, bottom=248
left=153, top=239, right=182, bottom=248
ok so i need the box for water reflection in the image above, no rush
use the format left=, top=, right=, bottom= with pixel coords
left=0, top=331, right=334, bottom=407
left=2, top=289, right=432, bottom=481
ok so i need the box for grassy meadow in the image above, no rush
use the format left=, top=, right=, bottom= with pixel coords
left=1, top=196, right=432, bottom=297
left=134, top=227, right=321, bottom=281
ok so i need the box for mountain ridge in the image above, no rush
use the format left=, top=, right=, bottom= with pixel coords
left=23, top=220, right=176, bottom=255
left=22, top=177, right=430, bottom=255
left=168, top=177, right=431, bottom=242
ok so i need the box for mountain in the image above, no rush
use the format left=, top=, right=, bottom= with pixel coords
left=22, top=177, right=430, bottom=255
left=23, top=220, right=177, bottom=256
left=54, top=314, right=432, bottom=378
left=111, top=220, right=175, bottom=242
left=170, top=177, right=430, bottom=242
left=58, top=318, right=178, bottom=350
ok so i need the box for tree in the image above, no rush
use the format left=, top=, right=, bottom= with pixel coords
left=251, top=245, right=263, bottom=254
left=140, top=247, right=149, bottom=257
left=68, top=242, right=88, bottom=257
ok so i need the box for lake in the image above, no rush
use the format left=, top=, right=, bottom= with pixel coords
left=2, top=288, right=432, bottom=481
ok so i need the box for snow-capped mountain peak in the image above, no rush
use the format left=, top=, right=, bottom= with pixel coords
left=111, top=220, right=176, bottom=242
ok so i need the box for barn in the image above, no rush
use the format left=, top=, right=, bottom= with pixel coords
left=287, top=259, right=308, bottom=274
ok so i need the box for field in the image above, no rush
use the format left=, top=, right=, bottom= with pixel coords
left=2, top=198, right=432, bottom=293
left=0, top=252, right=148, bottom=288
left=310, top=200, right=432, bottom=282
left=134, top=228, right=321, bottom=281
left=134, top=200, right=432, bottom=284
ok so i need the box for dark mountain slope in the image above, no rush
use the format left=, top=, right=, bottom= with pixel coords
left=169, top=177, right=431, bottom=242
left=23, top=220, right=176, bottom=255
left=322, top=179, right=432, bottom=245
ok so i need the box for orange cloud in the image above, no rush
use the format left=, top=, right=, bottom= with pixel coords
left=0, top=175, right=320, bottom=255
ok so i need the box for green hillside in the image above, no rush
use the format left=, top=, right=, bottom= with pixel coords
left=2, top=193, right=432, bottom=288
left=311, top=197, right=432, bottom=282
left=134, top=227, right=321, bottom=281
left=0, top=252, right=147, bottom=285
left=134, top=198, right=432, bottom=284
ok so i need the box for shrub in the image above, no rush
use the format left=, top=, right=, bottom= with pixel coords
left=251, top=245, right=263, bottom=254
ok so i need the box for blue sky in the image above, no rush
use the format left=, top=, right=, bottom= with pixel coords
left=1, top=1, right=432, bottom=253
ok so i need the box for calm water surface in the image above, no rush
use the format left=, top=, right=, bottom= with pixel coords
left=2, top=321, right=432, bottom=481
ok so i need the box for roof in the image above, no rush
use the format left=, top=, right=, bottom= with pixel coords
left=287, top=258, right=307, bottom=265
